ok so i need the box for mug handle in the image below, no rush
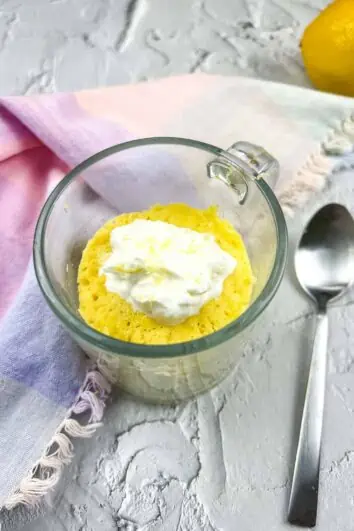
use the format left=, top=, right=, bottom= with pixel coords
left=208, top=141, right=279, bottom=204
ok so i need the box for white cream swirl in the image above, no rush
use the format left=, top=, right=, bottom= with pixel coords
left=100, top=219, right=236, bottom=325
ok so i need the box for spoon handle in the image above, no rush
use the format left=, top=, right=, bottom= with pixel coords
left=288, top=311, right=329, bottom=528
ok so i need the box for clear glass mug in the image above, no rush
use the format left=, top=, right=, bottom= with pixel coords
left=34, top=138, right=287, bottom=403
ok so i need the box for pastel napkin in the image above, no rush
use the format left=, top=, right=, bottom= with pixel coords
left=0, top=73, right=353, bottom=510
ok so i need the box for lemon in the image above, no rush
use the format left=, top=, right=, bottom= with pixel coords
left=301, top=0, right=354, bottom=97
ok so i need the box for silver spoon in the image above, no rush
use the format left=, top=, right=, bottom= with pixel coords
left=288, top=203, right=354, bottom=528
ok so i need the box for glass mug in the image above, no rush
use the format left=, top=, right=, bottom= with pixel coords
left=34, top=138, right=288, bottom=403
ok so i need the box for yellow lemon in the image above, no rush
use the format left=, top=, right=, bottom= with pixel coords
left=301, top=0, right=354, bottom=97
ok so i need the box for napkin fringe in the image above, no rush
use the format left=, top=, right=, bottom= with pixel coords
left=279, top=111, right=354, bottom=217
left=4, top=368, right=111, bottom=509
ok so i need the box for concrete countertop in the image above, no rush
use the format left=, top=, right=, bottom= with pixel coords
left=0, top=0, right=321, bottom=95
left=3, top=1, right=353, bottom=530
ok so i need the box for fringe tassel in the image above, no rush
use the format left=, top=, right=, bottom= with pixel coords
left=279, top=111, right=354, bottom=217
left=322, top=112, right=354, bottom=156
left=4, top=368, right=111, bottom=510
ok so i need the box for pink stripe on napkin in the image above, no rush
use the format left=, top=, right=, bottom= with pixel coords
left=0, top=92, right=133, bottom=317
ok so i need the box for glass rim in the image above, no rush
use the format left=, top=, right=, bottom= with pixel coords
left=33, top=136, right=288, bottom=359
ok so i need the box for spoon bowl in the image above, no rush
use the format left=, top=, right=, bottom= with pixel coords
left=295, top=203, right=354, bottom=309
left=288, top=203, right=354, bottom=528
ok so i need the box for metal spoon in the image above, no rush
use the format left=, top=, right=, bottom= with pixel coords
left=288, top=203, right=354, bottom=528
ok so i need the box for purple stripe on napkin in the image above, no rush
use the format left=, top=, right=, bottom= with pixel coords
left=0, top=265, right=85, bottom=407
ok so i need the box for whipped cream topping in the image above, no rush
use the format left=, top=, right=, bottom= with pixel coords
left=100, top=219, right=237, bottom=325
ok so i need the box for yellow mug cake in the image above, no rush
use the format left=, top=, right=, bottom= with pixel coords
left=78, top=203, right=253, bottom=345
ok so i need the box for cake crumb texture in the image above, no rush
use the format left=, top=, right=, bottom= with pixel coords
left=78, top=204, right=253, bottom=345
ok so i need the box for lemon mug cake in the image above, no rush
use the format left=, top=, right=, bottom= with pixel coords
left=78, top=203, right=253, bottom=344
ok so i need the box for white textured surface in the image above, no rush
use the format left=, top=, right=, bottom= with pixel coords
left=5, top=1, right=354, bottom=530
left=0, top=0, right=324, bottom=96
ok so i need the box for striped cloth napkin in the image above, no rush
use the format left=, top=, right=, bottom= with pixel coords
left=0, top=74, right=353, bottom=510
